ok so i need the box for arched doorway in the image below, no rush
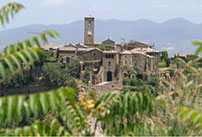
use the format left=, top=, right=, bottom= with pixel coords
left=107, top=71, right=112, bottom=81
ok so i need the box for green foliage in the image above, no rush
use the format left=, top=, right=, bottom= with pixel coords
left=192, top=41, right=202, bottom=55
left=0, top=2, right=24, bottom=26
left=0, top=87, right=89, bottom=136
left=122, top=75, right=161, bottom=96
left=158, top=60, right=166, bottom=68
left=83, top=70, right=92, bottom=84
left=41, top=63, right=77, bottom=88
left=44, top=51, right=57, bottom=62
left=177, top=107, right=202, bottom=134
left=93, top=91, right=154, bottom=135
left=56, top=48, right=59, bottom=58
left=169, top=69, right=174, bottom=77
left=99, top=44, right=113, bottom=51
left=162, top=51, right=168, bottom=59
left=185, top=55, right=198, bottom=62
left=160, top=51, right=170, bottom=67
left=2, top=70, right=32, bottom=89
left=0, top=120, right=70, bottom=136
left=0, top=30, right=59, bottom=80
left=171, top=56, right=184, bottom=68
left=66, top=60, right=80, bottom=78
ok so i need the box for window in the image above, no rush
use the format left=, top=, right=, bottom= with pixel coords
left=93, top=53, right=96, bottom=56
left=108, top=61, right=111, bottom=66
left=125, top=61, right=127, bottom=64
left=112, top=54, right=114, bottom=59
left=88, top=19, right=92, bottom=26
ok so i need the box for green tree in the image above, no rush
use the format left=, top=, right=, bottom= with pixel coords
left=41, top=63, right=77, bottom=88
left=161, top=51, right=171, bottom=67
left=66, top=60, right=80, bottom=78
left=99, top=44, right=113, bottom=51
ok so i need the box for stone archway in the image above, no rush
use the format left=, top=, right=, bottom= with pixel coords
left=107, top=71, right=112, bottom=81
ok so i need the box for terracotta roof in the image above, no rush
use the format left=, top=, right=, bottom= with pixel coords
left=129, top=41, right=150, bottom=46
left=64, top=44, right=76, bottom=47
left=85, top=15, right=94, bottom=18
left=76, top=44, right=88, bottom=48
left=103, top=50, right=118, bottom=54
left=42, top=44, right=59, bottom=50
left=94, top=41, right=102, bottom=45
left=59, top=47, right=76, bottom=51
left=78, top=48, right=97, bottom=52
left=131, top=48, right=159, bottom=53
left=115, top=42, right=121, bottom=45
left=120, top=50, right=132, bottom=54
left=132, top=51, right=154, bottom=59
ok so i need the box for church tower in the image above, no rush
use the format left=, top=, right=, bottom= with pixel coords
left=84, top=15, right=95, bottom=45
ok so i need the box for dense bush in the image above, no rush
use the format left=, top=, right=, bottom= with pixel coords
left=169, top=69, right=175, bottom=77
left=99, top=44, right=113, bottom=51
left=159, top=51, right=170, bottom=67
left=122, top=74, right=161, bottom=96
left=66, top=60, right=80, bottom=78
left=185, top=55, right=198, bottom=62
left=2, top=71, right=32, bottom=89
left=83, top=70, right=93, bottom=84
left=41, top=63, right=77, bottom=88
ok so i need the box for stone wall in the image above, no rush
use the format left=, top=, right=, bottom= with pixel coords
left=120, top=54, right=132, bottom=67
left=95, top=81, right=122, bottom=94
left=0, top=84, right=58, bottom=97
left=79, top=49, right=103, bottom=61
left=103, top=53, right=117, bottom=81
left=132, top=53, right=155, bottom=71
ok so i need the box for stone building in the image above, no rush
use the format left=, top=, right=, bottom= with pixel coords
left=103, top=51, right=119, bottom=82
left=42, top=15, right=162, bottom=85
left=84, top=15, right=95, bottom=45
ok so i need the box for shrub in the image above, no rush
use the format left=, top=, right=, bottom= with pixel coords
left=41, top=63, right=76, bottom=87
left=66, top=60, right=80, bottom=78
left=99, top=44, right=113, bottom=51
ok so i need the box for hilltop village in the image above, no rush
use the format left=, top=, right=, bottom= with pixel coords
left=43, top=15, right=162, bottom=88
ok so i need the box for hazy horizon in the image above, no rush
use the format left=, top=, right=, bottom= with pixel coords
left=1, top=17, right=202, bottom=31
left=1, top=0, right=202, bottom=30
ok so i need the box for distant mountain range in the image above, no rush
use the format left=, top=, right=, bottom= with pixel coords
left=0, top=18, right=202, bottom=56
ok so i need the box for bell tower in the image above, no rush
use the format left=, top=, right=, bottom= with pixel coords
left=84, top=15, right=95, bottom=45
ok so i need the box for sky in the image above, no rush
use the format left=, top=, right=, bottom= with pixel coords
left=1, top=0, right=202, bottom=30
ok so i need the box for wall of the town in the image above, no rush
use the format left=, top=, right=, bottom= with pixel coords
left=120, top=54, right=133, bottom=67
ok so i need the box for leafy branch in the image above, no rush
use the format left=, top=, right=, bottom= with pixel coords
left=0, top=2, right=24, bottom=26
left=0, top=30, right=59, bottom=80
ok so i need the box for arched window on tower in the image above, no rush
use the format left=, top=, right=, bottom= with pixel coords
left=108, top=61, right=111, bottom=66
left=88, top=19, right=92, bottom=26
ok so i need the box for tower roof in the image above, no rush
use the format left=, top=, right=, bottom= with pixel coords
left=85, top=15, right=94, bottom=19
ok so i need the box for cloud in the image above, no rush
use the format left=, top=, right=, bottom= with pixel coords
left=166, top=47, right=175, bottom=51
left=161, top=46, right=175, bottom=51
left=42, top=0, right=69, bottom=7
